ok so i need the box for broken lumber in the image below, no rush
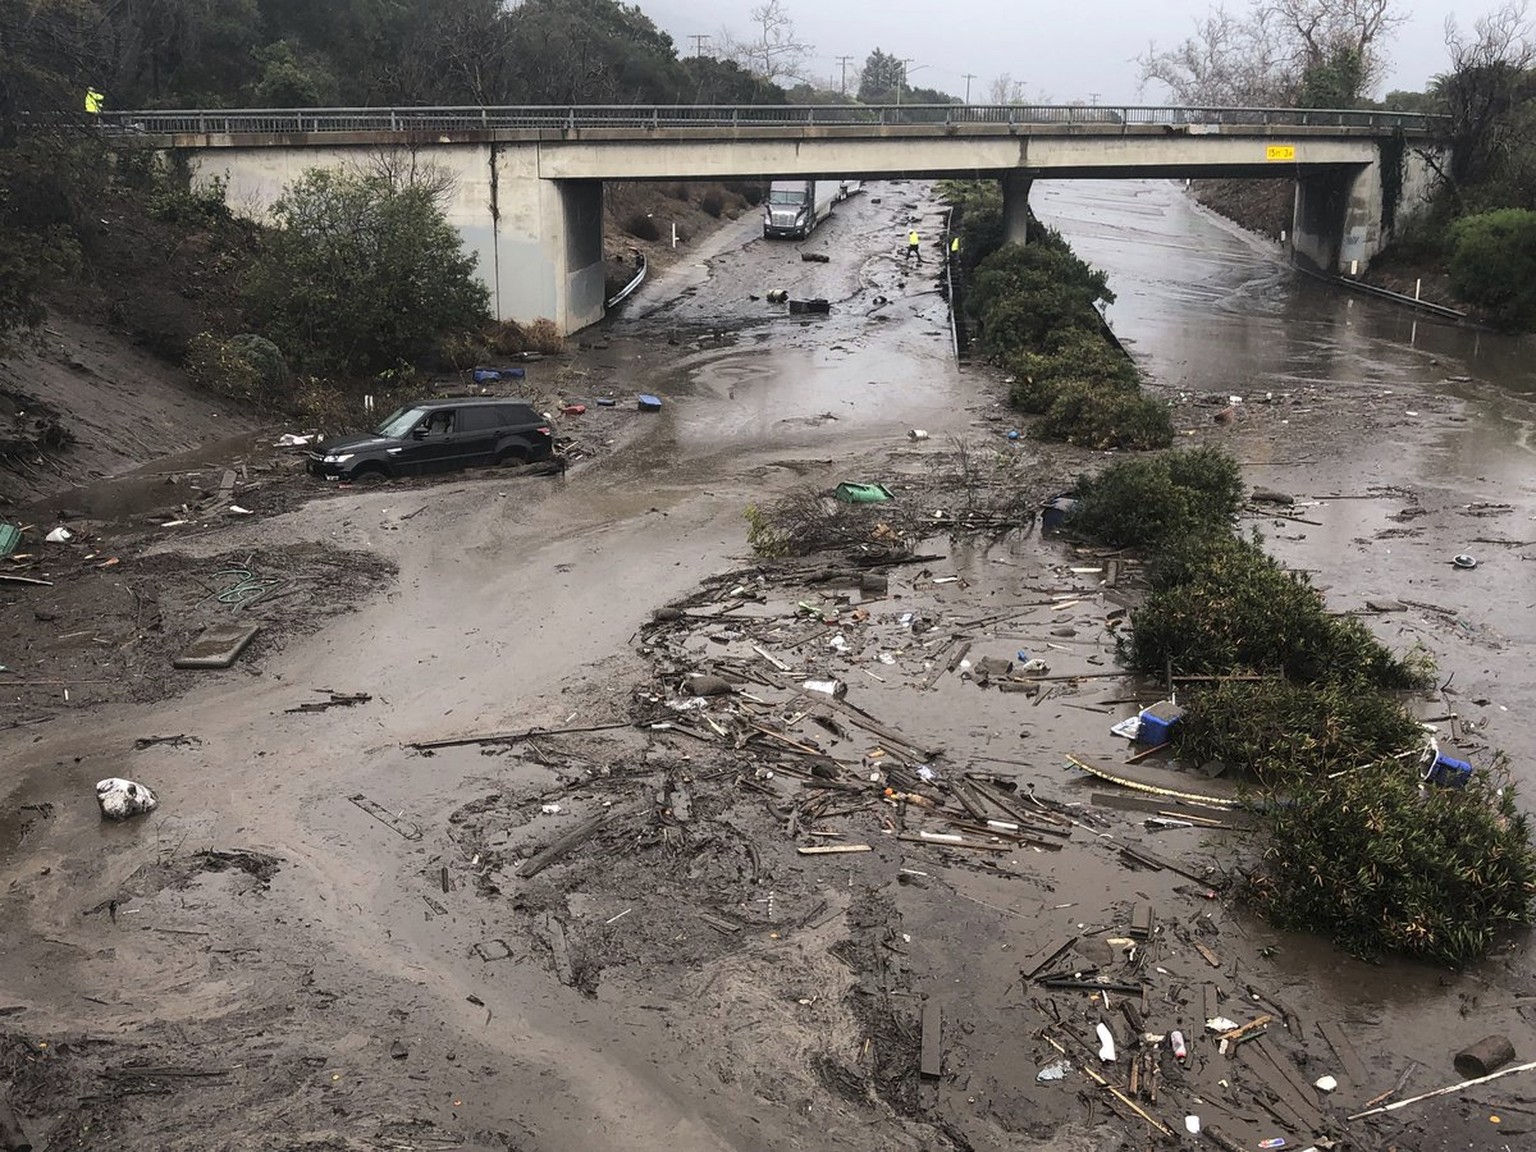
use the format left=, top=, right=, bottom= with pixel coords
left=896, top=833, right=1010, bottom=853
left=1318, top=1020, right=1369, bottom=1088
left=0, top=1097, right=31, bottom=1152
left=796, top=844, right=871, bottom=855
left=411, top=720, right=633, bottom=751
left=516, top=807, right=622, bottom=879
left=920, top=1000, right=942, bottom=1079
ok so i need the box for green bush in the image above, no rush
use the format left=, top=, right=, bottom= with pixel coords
left=1175, top=679, right=1427, bottom=788
left=1246, top=762, right=1536, bottom=965
left=1034, top=382, right=1174, bottom=451
left=1446, top=208, right=1536, bottom=329
left=244, top=169, right=489, bottom=377
left=699, top=192, right=725, bottom=218
left=1008, top=330, right=1142, bottom=413
left=1070, top=446, right=1243, bottom=548
left=184, top=331, right=291, bottom=404
left=969, top=244, right=1114, bottom=359
left=1127, top=533, right=1432, bottom=688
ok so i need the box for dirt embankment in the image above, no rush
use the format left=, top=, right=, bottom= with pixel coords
left=1189, top=178, right=1294, bottom=240
left=602, top=181, right=763, bottom=298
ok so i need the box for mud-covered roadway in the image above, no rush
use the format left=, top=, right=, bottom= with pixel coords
left=2, top=181, right=1535, bottom=1152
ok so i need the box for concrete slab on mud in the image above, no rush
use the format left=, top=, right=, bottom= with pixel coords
left=172, top=622, right=260, bottom=669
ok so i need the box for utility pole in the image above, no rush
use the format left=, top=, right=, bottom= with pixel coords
left=1088, top=92, right=1100, bottom=105
left=898, top=58, right=915, bottom=108
left=689, top=33, right=710, bottom=58
left=836, top=55, right=854, bottom=96
left=963, top=73, right=976, bottom=104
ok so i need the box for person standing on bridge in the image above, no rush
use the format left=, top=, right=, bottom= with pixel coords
left=906, top=228, right=922, bottom=264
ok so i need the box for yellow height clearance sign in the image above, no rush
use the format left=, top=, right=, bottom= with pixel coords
left=1266, top=144, right=1297, bottom=162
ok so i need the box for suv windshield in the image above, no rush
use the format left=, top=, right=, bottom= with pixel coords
left=768, top=188, right=805, bottom=205
left=376, top=406, right=429, bottom=439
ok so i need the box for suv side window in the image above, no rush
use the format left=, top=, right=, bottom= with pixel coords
left=498, top=404, right=541, bottom=427
left=458, top=406, right=502, bottom=432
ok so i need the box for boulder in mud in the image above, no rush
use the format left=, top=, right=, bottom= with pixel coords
left=96, top=777, right=159, bottom=820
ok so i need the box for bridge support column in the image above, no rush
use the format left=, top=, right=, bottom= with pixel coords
left=1291, top=162, right=1381, bottom=276
left=1002, top=171, right=1032, bottom=246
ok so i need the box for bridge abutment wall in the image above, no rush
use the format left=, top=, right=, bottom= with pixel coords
left=1290, top=143, right=1445, bottom=275
left=175, top=143, right=605, bottom=333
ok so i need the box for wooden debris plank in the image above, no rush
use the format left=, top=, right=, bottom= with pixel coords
left=1024, top=935, right=1078, bottom=979
left=1201, top=983, right=1219, bottom=1024
left=1240, top=1040, right=1324, bottom=1130
left=796, top=844, right=871, bottom=855
left=1255, top=1035, right=1323, bottom=1111
left=1129, top=904, right=1153, bottom=939
left=516, top=808, right=621, bottom=879
left=1318, top=1019, right=1370, bottom=1087
left=1194, top=942, right=1222, bottom=969
left=896, top=833, right=1010, bottom=853
left=920, top=1000, right=942, bottom=1079
left=1118, top=840, right=1224, bottom=887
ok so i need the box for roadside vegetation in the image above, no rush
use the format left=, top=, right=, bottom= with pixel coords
left=940, top=181, right=1173, bottom=450
left=1068, top=448, right=1536, bottom=966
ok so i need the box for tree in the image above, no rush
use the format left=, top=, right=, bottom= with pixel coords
left=1432, top=2, right=1536, bottom=193
left=1140, top=0, right=1405, bottom=107
left=858, top=47, right=904, bottom=102
left=719, top=0, right=811, bottom=85
left=244, top=168, right=489, bottom=376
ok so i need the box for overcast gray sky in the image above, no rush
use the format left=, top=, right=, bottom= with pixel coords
left=640, top=0, right=1487, bottom=103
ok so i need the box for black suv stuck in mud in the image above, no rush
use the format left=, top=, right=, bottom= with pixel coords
left=307, top=399, right=553, bottom=482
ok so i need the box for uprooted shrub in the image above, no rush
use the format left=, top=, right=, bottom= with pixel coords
left=1126, top=533, right=1433, bottom=689
left=1070, top=447, right=1243, bottom=548
left=1245, top=761, right=1536, bottom=965
left=184, top=331, right=291, bottom=404
left=1174, top=679, right=1428, bottom=789
left=969, top=243, right=1114, bottom=360
left=1007, top=328, right=1142, bottom=413
left=744, top=485, right=922, bottom=558
left=1034, top=383, right=1174, bottom=451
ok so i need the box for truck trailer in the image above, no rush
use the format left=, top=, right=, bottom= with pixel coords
left=762, top=179, right=839, bottom=240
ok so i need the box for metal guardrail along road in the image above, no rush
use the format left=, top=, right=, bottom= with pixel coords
left=97, top=103, right=1446, bottom=137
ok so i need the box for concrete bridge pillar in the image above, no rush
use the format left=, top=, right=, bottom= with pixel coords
left=1290, top=142, right=1444, bottom=276
left=1002, top=171, right=1032, bottom=246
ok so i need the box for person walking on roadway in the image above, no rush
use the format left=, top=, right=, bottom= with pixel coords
left=84, top=87, right=105, bottom=115
left=907, top=228, right=922, bottom=264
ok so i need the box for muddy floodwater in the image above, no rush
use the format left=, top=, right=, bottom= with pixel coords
left=2, top=178, right=1534, bottom=1152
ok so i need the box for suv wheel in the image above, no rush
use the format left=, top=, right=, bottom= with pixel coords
left=497, top=445, right=529, bottom=466
left=352, top=463, right=389, bottom=484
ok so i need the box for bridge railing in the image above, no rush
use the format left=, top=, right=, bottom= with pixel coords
left=96, top=104, right=1446, bottom=136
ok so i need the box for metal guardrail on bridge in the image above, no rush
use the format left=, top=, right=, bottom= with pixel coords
left=97, top=104, right=1447, bottom=137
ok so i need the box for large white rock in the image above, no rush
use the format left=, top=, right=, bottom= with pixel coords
left=96, top=778, right=159, bottom=820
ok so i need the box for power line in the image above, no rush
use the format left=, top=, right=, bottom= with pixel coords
left=962, top=73, right=976, bottom=104
left=836, top=55, right=855, bottom=96
left=689, top=33, right=711, bottom=58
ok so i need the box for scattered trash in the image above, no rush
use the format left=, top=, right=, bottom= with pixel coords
left=1184, top=1115, right=1200, bottom=1135
left=473, top=367, right=526, bottom=382
left=285, top=691, right=372, bottom=713
left=801, top=252, right=830, bottom=263
left=1019, top=658, right=1050, bottom=675
left=766, top=289, right=789, bottom=303
left=44, top=527, right=73, bottom=544
left=1455, top=1034, right=1516, bottom=1078
left=561, top=404, right=587, bottom=416
left=389, top=1040, right=408, bottom=1060
left=1007, top=429, right=1021, bottom=441
left=637, top=394, right=663, bottom=412
left=0, top=523, right=19, bottom=558
left=1257, top=1139, right=1286, bottom=1149
left=1136, top=700, right=1185, bottom=746
left=596, top=397, right=617, bottom=407
left=1453, top=553, right=1478, bottom=569
left=1170, top=1030, right=1187, bottom=1059
left=1111, top=716, right=1142, bottom=740
left=1251, top=487, right=1293, bottom=505
left=802, top=679, right=848, bottom=699
left=172, top=622, right=261, bottom=670
left=834, top=482, right=893, bottom=503
left=1097, top=1022, right=1117, bottom=1062
left=788, top=298, right=830, bottom=314
left=1036, top=1059, right=1070, bottom=1082
left=540, top=803, right=563, bottom=816
left=96, top=778, right=159, bottom=820
left=227, top=504, right=254, bottom=515
left=907, top=429, right=930, bottom=442
left=1315, top=1074, right=1338, bottom=1091
left=275, top=432, right=316, bottom=447
left=1041, top=494, right=1078, bottom=533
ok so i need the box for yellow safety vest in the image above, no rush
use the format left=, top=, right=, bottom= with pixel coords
left=908, top=231, right=920, bottom=245
left=84, top=88, right=104, bottom=114
left=951, top=236, right=960, bottom=252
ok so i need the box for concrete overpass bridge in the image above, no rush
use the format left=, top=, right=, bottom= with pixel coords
left=103, top=103, right=1448, bottom=333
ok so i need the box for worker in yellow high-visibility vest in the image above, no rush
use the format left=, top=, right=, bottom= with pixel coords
left=84, top=88, right=105, bottom=114
left=906, top=229, right=922, bottom=264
